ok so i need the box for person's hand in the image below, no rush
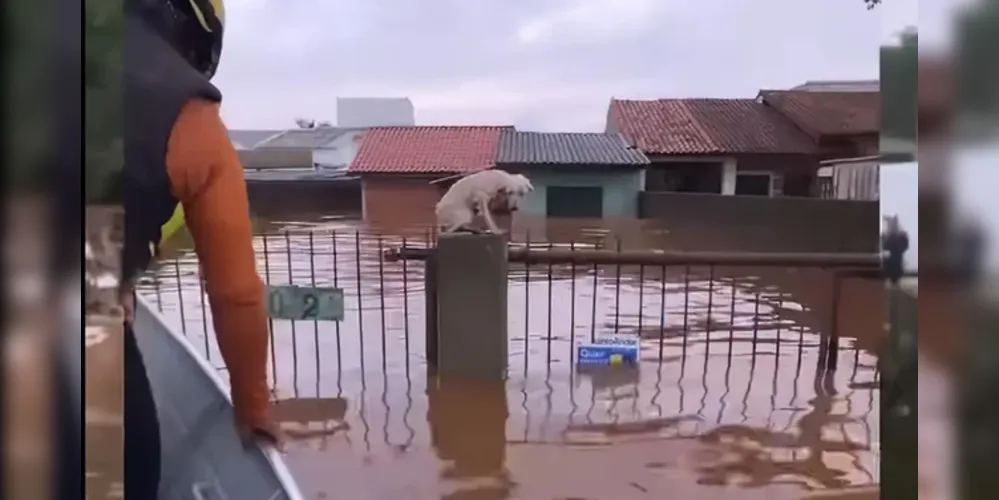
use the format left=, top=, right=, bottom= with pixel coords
left=237, top=418, right=287, bottom=453
left=118, top=284, right=135, bottom=325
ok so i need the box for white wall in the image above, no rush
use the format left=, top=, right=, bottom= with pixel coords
left=336, top=98, right=415, bottom=128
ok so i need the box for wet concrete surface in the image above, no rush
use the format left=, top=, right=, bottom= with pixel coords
left=136, top=213, right=889, bottom=499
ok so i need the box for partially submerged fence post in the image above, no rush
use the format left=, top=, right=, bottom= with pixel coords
left=425, top=251, right=439, bottom=371
left=434, top=233, right=508, bottom=381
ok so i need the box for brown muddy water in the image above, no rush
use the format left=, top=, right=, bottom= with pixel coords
left=119, top=213, right=890, bottom=499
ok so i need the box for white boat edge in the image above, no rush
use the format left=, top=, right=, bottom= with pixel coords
left=136, top=294, right=306, bottom=500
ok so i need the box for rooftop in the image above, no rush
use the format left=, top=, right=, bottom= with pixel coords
left=348, top=126, right=511, bottom=174
left=496, top=131, right=649, bottom=166
left=758, top=90, right=880, bottom=137
left=608, top=98, right=817, bottom=155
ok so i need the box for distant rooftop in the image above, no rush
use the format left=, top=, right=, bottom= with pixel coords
left=228, top=130, right=284, bottom=150
left=254, top=128, right=361, bottom=149
left=791, top=80, right=880, bottom=92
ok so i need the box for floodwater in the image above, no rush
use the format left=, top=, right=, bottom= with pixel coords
left=84, top=317, right=125, bottom=499
left=127, top=212, right=890, bottom=500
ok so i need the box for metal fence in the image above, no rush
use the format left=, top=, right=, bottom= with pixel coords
left=138, top=229, right=888, bottom=376
left=137, top=228, right=886, bottom=487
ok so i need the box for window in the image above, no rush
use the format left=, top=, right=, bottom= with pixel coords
left=735, top=173, right=772, bottom=196
left=646, top=162, right=723, bottom=193
left=546, top=186, right=603, bottom=218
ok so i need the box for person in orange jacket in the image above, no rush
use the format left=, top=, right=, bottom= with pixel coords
left=120, top=0, right=282, bottom=497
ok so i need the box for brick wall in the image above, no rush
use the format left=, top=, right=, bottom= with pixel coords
left=361, top=176, right=444, bottom=230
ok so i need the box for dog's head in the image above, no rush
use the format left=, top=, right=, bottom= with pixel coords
left=496, top=174, right=533, bottom=212
left=510, top=174, right=534, bottom=195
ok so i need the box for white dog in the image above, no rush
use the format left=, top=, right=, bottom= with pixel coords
left=436, top=170, right=533, bottom=234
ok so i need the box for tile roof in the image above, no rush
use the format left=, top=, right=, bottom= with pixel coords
left=228, top=130, right=284, bottom=150
left=348, top=126, right=510, bottom=174
left=255, top=127, right=357, bottom=149
left=758, top=90, right=880, bottom=137
left=608, top=98, right=817, bottom=155
left=496, top=131, right=649, bottom=166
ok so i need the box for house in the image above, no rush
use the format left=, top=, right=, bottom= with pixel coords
left=228, top=129, right=316, bottom=170
left=606, top=98, right=820, bottom=197
left=494, top=130, right=650, bottom=218
left=249, top=127, right=367, bottom=173
left=758, top=90, right=881, bottom=200
left=228, top=128, right=364, bottom=213
left=348, top=126, right=510, bottom=226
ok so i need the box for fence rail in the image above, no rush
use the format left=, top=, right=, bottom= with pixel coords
left=388, top=245, right=884, bottom=268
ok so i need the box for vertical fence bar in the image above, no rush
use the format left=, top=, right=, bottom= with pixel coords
left=774, top=291, right=783, bottom=360
left=658, top=266, right=666, bottom=362
left=331, top=230, right=342, bottom=373
left=262, top=233, right=277, bottom=383
left=284, top=231, right=299, bottom=395
left=377, top=236, right=387, bottom=372
left=523, top=232, right=531, bottom=374
left=824, top=272, right=843, bottom=371
left=401, top=237, right=411, bottom=374
left=172, top=260, right=187, bottom=336
left=546, top=243, right=553, bottom=371
left=705, top=265, right=715, bottom=357
left=613, top=238, right=622, bottom=333
left=354, top=231, right=366, bottom=380
left=728, top=277, right=737, bottom=360
left=751, top=290, right=761, bottom=358
left=590, top=257, right=598, bottom=344
left=637, top=264, right=645, bottom=337
left=569, top=241, right=577, bottom=367
left=682, top=265, right=690, bottom=359
left=197, top=265, right=210, bottom=359
left=153, top=269, right=163, bottom=312
left=308, top=232, right=321, bottom=392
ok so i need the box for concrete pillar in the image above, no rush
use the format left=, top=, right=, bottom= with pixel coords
left=434, top=233, right=508, bottom=380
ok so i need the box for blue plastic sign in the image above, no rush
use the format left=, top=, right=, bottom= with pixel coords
left=576, top=337, right=639, bottom=366
left=265, top=285, right=344, bottom=321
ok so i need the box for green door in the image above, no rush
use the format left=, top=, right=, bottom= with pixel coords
left=546, top=186, right=603, bottom=218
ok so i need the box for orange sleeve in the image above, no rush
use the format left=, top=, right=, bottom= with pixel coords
left=164, top=99, right=271, bottom=428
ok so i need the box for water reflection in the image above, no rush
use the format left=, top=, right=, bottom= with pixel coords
left=139, top=214, right=883, bottom=498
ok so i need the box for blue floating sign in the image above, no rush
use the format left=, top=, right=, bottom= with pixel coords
left=576, top=337, right=639, bottom=366
left=265, top=285, right=344, bottom=321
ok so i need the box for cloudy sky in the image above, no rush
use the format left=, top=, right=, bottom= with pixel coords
left=216, top=0, right=919, bottom=132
